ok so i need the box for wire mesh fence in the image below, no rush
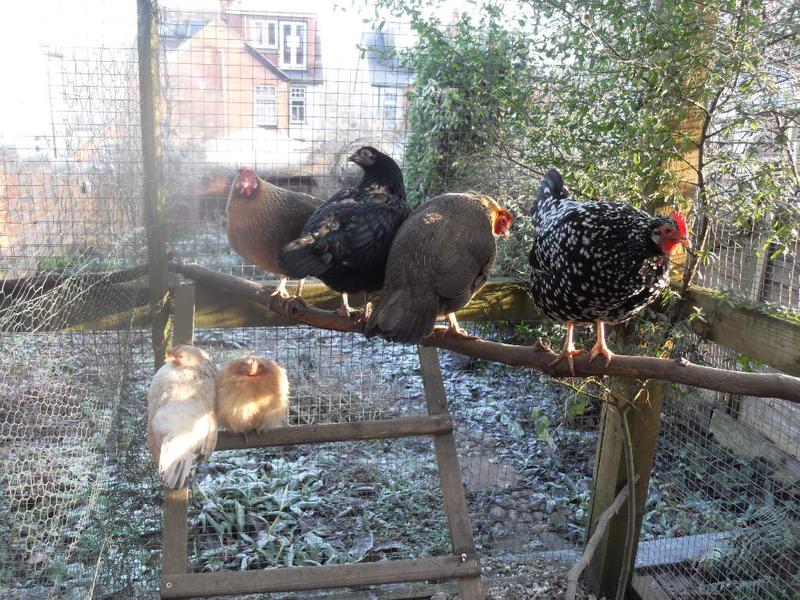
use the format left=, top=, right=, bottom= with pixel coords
left=0, top=1, right=798, bottom=598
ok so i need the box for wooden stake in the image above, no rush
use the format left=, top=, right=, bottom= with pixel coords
left=137, top=0, right=169, bottom=369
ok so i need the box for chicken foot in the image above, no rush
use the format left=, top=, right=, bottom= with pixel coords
left=335, top=293, right=357, bottom=317
left=588, top=320, right=614, bottom=366
left=430, top=313, right=478, bottom=341
left=271, top=276, right=291, bottom=299
left=548, top=321, right=584, bottom=376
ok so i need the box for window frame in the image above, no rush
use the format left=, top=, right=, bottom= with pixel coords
left=250, top=18, right=278, bottom=50
left=278, top=21, right=308, bottom=70
left=253, top=84, right=278, bottom=128
left=381, top=90, right=398, bottom=121
left=289, top=86, right=307, bottom=124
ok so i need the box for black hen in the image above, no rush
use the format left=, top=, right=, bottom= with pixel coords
left=278, top=146, right=409, bottom=315
left=528, top=169, right=690, bottom=371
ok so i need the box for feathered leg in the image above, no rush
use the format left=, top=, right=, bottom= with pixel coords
left=548, top=321, right=583, bottom=376
left=588, top=320, right=614, bottom=366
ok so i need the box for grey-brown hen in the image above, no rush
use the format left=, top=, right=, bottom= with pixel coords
left=364, top=192, right=513, bottom=344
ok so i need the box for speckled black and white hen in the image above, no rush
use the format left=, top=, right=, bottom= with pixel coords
left=278, top=146, right=409, bottom=316
left=528, top=169, right=690, bottom=371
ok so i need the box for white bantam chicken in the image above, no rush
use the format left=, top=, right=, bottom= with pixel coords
left=147, top=345, right=218, bottom=489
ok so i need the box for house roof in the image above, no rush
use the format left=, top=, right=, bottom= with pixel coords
left=242, top=43, right=323, bottom=85
left=361, top=30, right=412, bottom=88
left=243, top=44, right=289, bottom=81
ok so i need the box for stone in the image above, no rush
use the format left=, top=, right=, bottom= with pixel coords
left=489, top=505, right=507, bottom=520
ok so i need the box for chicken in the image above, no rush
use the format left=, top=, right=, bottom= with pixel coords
left=364, top=192, right=513, bottom=344
left=226, top=168, right=322, bottom=297
left=278, top=146, right=409, bottom=315
left=147, top=345, right=218, bottom=489
left=528, top=169, right=691, bottom=373
left=216, top=356, right=289, bottom=433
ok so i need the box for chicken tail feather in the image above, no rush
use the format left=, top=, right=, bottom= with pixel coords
left=278, top=236, right=331, bottom=278
left=158, top=433, right=196, bottom=489
left=365, top=289, right=438, bottom=345
left=531, top=169, right=566, bottom=217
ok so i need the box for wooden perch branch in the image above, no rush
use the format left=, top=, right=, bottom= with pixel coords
left=170, top=263, right=800, bottom=404
left=565, top=475, right=640, bottom=600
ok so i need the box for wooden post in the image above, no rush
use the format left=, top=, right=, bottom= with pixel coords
left=137, top=0, right=169, bottom=369
left=418, top=346, right=483, bottom=599
left=161, top=284, right=195, bottom=586
left=585, top=376, right=664, bottom=597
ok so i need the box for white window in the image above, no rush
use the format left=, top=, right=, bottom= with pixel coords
left=279, top=21, right=307, bottom=70
left=382, top=90, right=398, bottom=121
left=254, top=85, right=277, bottom=127
left=250, top=19, right=278, bottom=49
left=289, top=87, right=307, bottom=124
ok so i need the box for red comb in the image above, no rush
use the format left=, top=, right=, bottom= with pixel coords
left=670, top=210, right=687, bottom=236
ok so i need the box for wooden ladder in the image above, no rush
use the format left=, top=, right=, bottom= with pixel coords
left=159, top=284, right=483, bottom=599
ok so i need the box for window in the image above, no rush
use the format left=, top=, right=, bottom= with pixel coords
left=382, top=90, right=398, bottom=121
left=279, top=21, right=307, bottom=70
left=254, top=85, right=277, bottom=127
left=289, top=87, right=306, bottom=124
left=250, top=19, right=277, bottom=49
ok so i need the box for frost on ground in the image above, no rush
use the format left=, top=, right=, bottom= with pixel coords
left=6, top=322, right=787, bottom=599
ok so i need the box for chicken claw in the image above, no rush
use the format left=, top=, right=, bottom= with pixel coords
left=548, top=347, right=583, bottom=376
left=335, top=293, right=357, bottom=317
left=271, top=277, right=291, bottom=299
left=548, top=322, right=582, bottom=376
left=588, top=321, right=614, bottom=367
left=430, top=313, right=478, bottom=340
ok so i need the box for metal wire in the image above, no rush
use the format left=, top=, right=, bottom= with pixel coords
left=0, top=3, right=797, bottom=599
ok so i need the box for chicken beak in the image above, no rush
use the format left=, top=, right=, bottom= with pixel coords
left=680, top=237, right=692, bottom=249
left=247, top=359, right=259, bottom=376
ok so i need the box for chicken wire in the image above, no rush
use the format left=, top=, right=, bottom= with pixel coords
left=0, top=1, right=798, bottom=599
left=638, top=337, right=800, bottom=599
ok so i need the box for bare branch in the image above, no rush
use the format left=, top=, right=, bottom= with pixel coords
left=171, top=263, right=800, bottom=404
left=565, top=475, right=640, bottom=600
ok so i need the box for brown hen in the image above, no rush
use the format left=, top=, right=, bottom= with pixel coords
left=364, top=192, right=513, bottom=344
left=226, top=168, right=322, bottom=297
left=216, top=356, right=289, bottom=434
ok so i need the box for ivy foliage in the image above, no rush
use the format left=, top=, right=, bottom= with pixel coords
left=367, top=0, right=798, bottom=271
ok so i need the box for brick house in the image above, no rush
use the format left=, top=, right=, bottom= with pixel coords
left=164, top=9, right=322, bottom=143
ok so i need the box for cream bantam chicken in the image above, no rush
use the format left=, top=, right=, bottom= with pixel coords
left=147, top=345, right=218, bottom=489
left=365, top=192, right=513, bottom=344
left=216, top=356, right=289, bottom=433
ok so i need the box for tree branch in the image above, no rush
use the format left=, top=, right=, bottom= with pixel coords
left=565, top=475, right=640, bottom=600
left=170, top=263, right=800, bottom=404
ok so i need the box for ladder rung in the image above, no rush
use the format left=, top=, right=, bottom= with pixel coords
left=215, top=414, right=454, bottom=450
left=161, top=553, right=481, bottom=598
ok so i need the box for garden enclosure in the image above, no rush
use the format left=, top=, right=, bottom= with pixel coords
left=1, top=1, right=799, bottom=598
